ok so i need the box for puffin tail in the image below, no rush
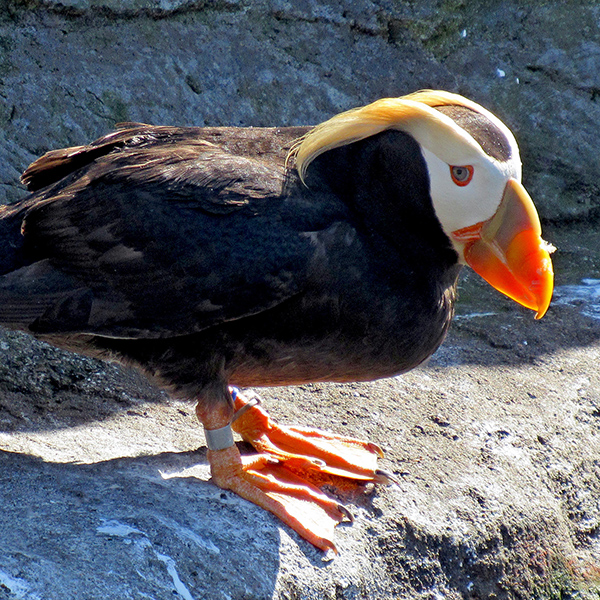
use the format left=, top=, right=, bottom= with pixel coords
left=0, top=202, right=27, bottom=278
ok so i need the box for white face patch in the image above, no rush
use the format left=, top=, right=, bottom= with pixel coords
left=395, top=98, right=523, bottom=252
left=419, top=132, right=522, bottom=261
left=421, top=148, right=504, bottom=231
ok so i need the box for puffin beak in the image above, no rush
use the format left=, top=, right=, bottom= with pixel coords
left=452, top=179, right=554, bottom=319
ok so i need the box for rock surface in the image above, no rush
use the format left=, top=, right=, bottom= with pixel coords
left=1, top=246, right=600, bottom=600
left=1, top=2, right=600, bottom=599
left=1, top=1, right=600, bottom=220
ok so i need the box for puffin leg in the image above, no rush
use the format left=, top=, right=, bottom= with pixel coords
left=196, top=394, right=348, bottom=552
left=230, top=388, right=387, bottom=484
left=207, top=444, right=348, bottom=552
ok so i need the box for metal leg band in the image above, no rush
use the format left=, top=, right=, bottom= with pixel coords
left=203, top=389, right=261, bottom=450
left=204, top=424, right=235, bottom=451
left=232, top=393, right=261, bottom=422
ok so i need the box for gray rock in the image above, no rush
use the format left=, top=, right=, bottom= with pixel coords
left=1, top=227, right=599, bottom=599
left=1, top=2, right=600, bottom=598
left=2, top=1, right=599, bottom=220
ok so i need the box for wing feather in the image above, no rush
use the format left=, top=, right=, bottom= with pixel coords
left=2, top=126, right=319, bottom=338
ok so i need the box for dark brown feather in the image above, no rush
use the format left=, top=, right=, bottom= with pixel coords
left=2, top=124, right=461, bottom=405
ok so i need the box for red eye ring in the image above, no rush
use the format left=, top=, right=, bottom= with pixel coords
left=450, top=165, right=474, bottom=186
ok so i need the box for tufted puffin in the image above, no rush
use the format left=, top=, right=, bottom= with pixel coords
left=0, top=90, right=553, bottom=552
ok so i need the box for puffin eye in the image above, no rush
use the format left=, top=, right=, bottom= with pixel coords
left=450, top=165, right=474, bottom=186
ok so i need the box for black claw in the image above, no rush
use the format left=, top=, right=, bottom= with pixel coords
left=374, top=468, right=400, bottom=485
left=337, top=503, right=354, bottom=522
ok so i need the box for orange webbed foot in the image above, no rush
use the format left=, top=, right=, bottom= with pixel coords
left=202, top=388, right=389, bottom=552
left=208, top=444, right=349, bottom=552
left=230, top=388, right=387, bottom=483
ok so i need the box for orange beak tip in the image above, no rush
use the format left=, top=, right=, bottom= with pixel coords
left=458, top=179, right=555, bottom=321
left=533, top=259, right=554, bottom=320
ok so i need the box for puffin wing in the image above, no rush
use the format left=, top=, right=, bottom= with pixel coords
left=0, top=125, right=315, bottom=338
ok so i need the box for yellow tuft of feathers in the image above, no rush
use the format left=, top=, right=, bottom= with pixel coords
left=289, top=90, right=495, bottom=185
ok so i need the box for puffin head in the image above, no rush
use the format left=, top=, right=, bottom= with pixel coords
left=293, top=90, right=554, bottom=319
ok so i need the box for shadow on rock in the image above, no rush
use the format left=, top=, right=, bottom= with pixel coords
left=0, top=447, right=287, bottom=600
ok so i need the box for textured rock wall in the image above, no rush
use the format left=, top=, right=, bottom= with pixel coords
left=1, top=0, right=600, bottom=221
left=1, top=2, right=600, bottom=600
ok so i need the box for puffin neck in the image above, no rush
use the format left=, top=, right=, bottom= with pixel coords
left=302, top=129, right=457, bottom=262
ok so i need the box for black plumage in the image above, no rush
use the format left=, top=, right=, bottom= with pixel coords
left=0, top=124, right=459, bottom=397
left=0, top=92, right=552, bottom=551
